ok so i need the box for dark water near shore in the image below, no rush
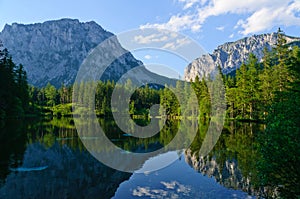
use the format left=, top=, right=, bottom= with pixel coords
left=0, top=118, right=261, bottom=198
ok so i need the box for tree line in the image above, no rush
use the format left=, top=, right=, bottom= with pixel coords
left=0, top=41, right=29, bottom=119
left=1, top=29, right=299, bottom=197
left=2, top=29, right=299, bottom=123
left=224, top=29, right=300, bottom=122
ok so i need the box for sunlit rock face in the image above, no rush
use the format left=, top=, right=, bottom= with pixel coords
left=0, top=19, right=143, bottom=87
left=184, top=33, right=300, bottom=81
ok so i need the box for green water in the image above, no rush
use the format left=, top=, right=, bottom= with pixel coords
left=0, top=117, right=265, bottom=198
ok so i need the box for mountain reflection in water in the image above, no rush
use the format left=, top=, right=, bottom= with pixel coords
left=0, top=118, right=259, bottom=198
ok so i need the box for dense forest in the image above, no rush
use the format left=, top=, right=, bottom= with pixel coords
left=0, top=29, right=299, bottom=198
left=0, top=41, right=29, bottom=119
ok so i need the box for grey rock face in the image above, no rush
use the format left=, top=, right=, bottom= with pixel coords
left=185, top=149, right=255, bottom=196
left=0, top=19, right=145, bottom=87
left=184, top=33, right=300, bottom=81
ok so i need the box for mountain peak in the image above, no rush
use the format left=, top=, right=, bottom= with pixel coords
left=2, top=18, right=105, bottom=34
left=0, top=19, right=126, bottom=87
left=184, top=32, right=300, bottom=81
left=0, top=18, right=172, bottom=88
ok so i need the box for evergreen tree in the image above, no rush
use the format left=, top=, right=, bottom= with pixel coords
left=273, top=28, right=291, bottom=93
left=259, top=47, right=277, bottom=119
left=235, top=62, right=248, bottom=118
left=235, top=54, right=260, bottom=119
left=45, top=82, right=57, bottom=107
left=257, top=44, right=300, bottom=199
left=15, top=64, right=29, bottom=112
left=0, top=42, right=30, bottom=118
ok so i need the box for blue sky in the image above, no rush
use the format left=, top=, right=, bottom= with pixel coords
left=1, top=0, right=300, bottom=77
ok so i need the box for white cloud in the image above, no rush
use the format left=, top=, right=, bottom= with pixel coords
left=142, top=0, right=300, bottom=35
left=162, top=37, right=191, bottom=50
left=140, top=14, right=199, bottom=32
left=178, top=0, right=199, bottom=9
left=216, top=26, right=224, bottom=31
left=238, top=1, right=300, bottom=35
left=191, top=24, right=201, bottom=32
left=161, top=181, right=177, bottom=189
left=132, top=182, right=191, bottom=198
left=131, top=29, right=193, bottom=53
left=134, top=33, right=169, bottom=44
left=229, top=33, right=234, bottom=38
left=144, top=55, right=152, bottom=59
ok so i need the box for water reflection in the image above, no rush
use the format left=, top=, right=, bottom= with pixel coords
left=0, top=120, right=27, bottom=187
left=113, top=152, right=254, bottom=199
left=0, top=118, right=259, bottom=198
left=0, top=118, right=131, bottom=199
left=186, top=121, right=262, bottom=196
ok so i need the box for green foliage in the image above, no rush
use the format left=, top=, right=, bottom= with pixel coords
left=0, top=42, right=30, bottom=118
left=256, top=29, right=300, bottom=198
left=234, top=54, right=261, bottom=119
left=191, top=77, right=211, bottom=121
left=2, top=28, right=299, bottom=198
left=45, top=82, right=57, bottom=107
left=52, top=103, right=73, bottom=117
left=159, top=86, right=180, bottom=117
left=42, top=133, right=56, bottom=148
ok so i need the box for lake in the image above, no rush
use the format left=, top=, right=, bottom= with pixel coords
left=0, top=117, right=263, bottom=198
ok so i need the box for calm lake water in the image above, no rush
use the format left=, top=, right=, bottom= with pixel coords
left=0, top=117, right=262, bottom=198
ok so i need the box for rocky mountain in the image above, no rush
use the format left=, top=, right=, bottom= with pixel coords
left=0, top=19, right=170, bottom=87
left=0, top=143, right=131, bottom=198
left=184, top=33, right=300, bottom=81
left=184, top=149, right=257, bottom=196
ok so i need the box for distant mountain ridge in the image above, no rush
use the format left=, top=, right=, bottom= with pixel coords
left=2, top=19, right=298, bottom=87
left=184, top=33, right=300, bottom=81
left=0, top=18, right=172, bottom=87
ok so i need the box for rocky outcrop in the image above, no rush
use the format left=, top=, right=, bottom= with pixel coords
left=185, top=149, right=255, bottom=196
left=0, top=19, right=168, bottom=87
left=184, top=33, right=300, bottom=81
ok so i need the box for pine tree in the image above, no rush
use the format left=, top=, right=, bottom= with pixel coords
left=235, top=62, right=248, bottom=118
left=257, top=38, right=300, bottom=198
left=45, top=82, right=57, bottom=107
left=246, top=54, right=260, bottom=119
left=273, top=28, right=290, bottom=93
left=259, top=47, right=276, bottom=119
left=225, top=75, right=237, bottom=119
left=15, top=64, right=29, bottom=112
left=0, top=42, right=30, bottom=118
left=235, top=54, right=260, bottom=119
